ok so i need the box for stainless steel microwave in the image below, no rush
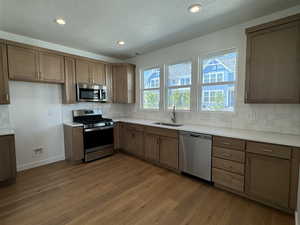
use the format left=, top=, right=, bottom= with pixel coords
left=76, top=83, right=107, bottom=102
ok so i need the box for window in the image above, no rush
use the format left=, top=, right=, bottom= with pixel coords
left=141, top=68, right=160, bottom=110
left=200, top=51, right=237, bottom=112
left=167, top=62, right=192, bottom=110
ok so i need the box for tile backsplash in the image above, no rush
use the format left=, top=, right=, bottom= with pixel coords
left=0, top=105, right=11, bottom=129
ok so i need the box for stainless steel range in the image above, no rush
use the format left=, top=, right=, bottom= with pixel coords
left=73, top=109, right=114, bottom=162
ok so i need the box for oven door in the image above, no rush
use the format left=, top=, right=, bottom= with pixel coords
left=83, top=126, right=114, bottom=151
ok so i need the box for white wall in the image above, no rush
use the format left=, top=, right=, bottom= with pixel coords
left=128, top=5, right=300, bottom=135
left=9, top=81, right=65, bottom=171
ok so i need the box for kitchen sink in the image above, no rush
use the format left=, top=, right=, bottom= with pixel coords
left=153, top=122, right=183, bottom=127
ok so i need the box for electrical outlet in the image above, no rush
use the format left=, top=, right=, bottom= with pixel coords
left=33, top=148, right=43, bottom=157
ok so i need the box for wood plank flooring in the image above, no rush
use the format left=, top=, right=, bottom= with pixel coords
left=0, top=153, right=295, bottom=225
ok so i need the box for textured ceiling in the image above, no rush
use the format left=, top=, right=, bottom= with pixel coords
left=0, top=0, right=299, bottom=59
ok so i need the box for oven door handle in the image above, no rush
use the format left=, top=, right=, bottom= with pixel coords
left=84, top=126, right=114, bottom=132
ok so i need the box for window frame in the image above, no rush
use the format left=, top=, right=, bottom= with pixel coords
left=140, top=66, right=162, bottom=111
left=198, top=49, right=238, bottom=113
left=165, top=60, right=193, bottom=112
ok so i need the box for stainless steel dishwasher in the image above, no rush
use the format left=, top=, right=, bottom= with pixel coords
left=179, top=131, right=212, bottom=182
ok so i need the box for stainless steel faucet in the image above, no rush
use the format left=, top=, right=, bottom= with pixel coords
left=171, top=105, right=176, bottom=124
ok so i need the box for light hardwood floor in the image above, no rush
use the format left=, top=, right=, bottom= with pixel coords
left=0, top=153, right=295, bottom=225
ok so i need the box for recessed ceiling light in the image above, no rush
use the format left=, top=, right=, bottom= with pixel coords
left=55, top=18, right=66, bottom=25
left=117, top=40, right=125, bottom=46
left=188, top=4, right=202, bottom=13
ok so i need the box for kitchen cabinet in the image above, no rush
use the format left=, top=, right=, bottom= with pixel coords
left=105, top=64, right=113, bottom=102
left=7, top=44, right=39, bottom=81
left=38, top=50, right=65, bottom=83
left=123, top=124, right=144, bottom=157
left=245, top=14, right=300, bottom=103
left=7, top=42, right=65, bottom=84
left=62, top=57, right=77, bottom=104
left=76, top=59, right=106, bottom=85
left=64, top=125, right=84, bottom=162
left=144, top=133, right=159, bottom=162
left=212, top=136, right=246, bottom=193
left=159, top=136, right=179, bottom=170
left=112, top=64, right=135, bottom=104
left=0, top=135, right=16, bottom=185
left=0, top=43, right=9, bottom=104
left=245, top=153, right=291, bottom=209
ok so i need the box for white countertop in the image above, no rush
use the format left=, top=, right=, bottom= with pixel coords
left=0, top=128, right=15, bottom=136
left=113, top=118, right=300, bottom=148
left=63, top=121, right=84, bottom=127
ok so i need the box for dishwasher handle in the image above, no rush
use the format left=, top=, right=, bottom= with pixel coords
left=180, top=131, right=212, bottom=140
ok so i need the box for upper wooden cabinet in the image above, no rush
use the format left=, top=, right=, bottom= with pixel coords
left=7, top=44, right=39, bottom=81
left=105, top=64, right=113, bottom=103
left=0, top=135, right=16, bottom=185
left=0, top=43, right=9, bottom=104
left=76, top=59, right=106, bottom=85
left=38, top=50, right=64, bottom=83
left=245, top=14, right=300, bottom=103
left=112, top=64, right=135, bottom=104
left=7, top=43, right=65, bottom=84
left=62, top=57, right=77, bottom=104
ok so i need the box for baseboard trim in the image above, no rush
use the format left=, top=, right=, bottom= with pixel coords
left=17, top=155, right=65, bottom=172
left=296, top=211, right=298, bottom=225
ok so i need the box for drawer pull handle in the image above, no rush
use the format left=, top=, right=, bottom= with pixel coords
left=262, top=149, right=273, bottom=153
left=222, top=142, right=231, bottom=145
left=222, top=153, right=231, bottom=157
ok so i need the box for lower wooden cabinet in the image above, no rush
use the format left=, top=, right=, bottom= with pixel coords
left=245, top=153, right=291, bottom=209
left=117, top=123, right=179, bottom=171
left=144, top=133, right=159, bottom=162
left=0, top=135, right=16, bottom=185
left=63, top=125, right=84, bottom=162
left=159, top=136, right=179, bottom=170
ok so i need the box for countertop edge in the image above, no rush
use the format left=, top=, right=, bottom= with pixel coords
left=113, top=118, right=300, bottom=148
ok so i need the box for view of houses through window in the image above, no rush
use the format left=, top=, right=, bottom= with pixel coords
left=201, top=51, right=237, bottom=112
left=140, top=51, right=237, bottom=112
left=142, top=68, right=160, bottom=109
left=167, top=62, right=192, bottom=110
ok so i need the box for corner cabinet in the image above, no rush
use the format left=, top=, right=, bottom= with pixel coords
left=0, top=42, right=10, bottom=104
left=112, top=64, right=135, bottom=104
left=245, top=14, right=300, bottom=103
left=0, top=135, right=16, bottom=185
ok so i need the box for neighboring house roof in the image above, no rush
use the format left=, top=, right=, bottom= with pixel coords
left=147, top=72, right=159, bottom=83
left=203, top=58, right=233, bottom=73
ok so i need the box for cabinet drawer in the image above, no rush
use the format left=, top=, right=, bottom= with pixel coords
left=212, top=157, right=244, bottom=175
left=247, top=141, right=291, bottom=160
left=213, top=136, right=245, bottom=151
left=212, top=168, right=244, bottom=192
left=125, top=123, right=144, bottom=132
left=213, top=147, right=245, bottom=163
left=144, top=126, right=178, bottom=138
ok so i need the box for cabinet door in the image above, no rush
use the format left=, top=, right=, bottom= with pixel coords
left=0, top=43, right=9, bottom=104
left=245, top=153, right=291, bottom=208
left=0, top=135, right=16, bottom=182
left=132, top=130, right=144, bottom=157
left=62, top=57, right=76, bottom=104
left=159, top=136, right=179, bottom=170
left=246, top=21, right=300, bottom=103
left=76, top=59, right=91, bottom=83
left=39, top=51, right=65, bottom=83
left=105, top=64, right=113, bottom=102
left=112, top=65, right=128, bottom=103
left=144, top=133, right=159, bottom=162
left=93, top=63, right=106, bottom=85
left=7, top=45, right=38, bottom=81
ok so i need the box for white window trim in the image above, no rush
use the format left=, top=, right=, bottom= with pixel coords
left=165, top=60, right=193, bottom=112
left=198, top=49, right=238, bottom=113
left=139, top=66, right=162, bottom=111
